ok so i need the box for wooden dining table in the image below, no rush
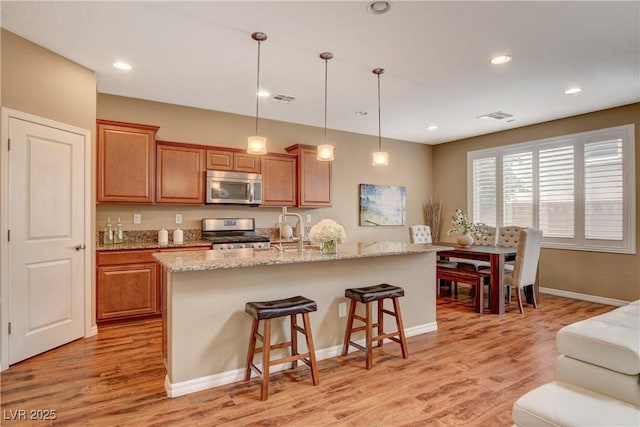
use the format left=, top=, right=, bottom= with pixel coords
left=436, top=244, right=519, bottom=314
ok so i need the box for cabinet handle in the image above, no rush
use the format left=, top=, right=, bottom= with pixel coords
left=73, top=244, right=86, bottom=251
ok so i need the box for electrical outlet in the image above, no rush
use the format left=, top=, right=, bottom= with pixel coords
left=133, top=213, right=141, bottom=224
left=278, top=214, right=283, bottom=222
left=338, top=302, right=347, bottom=318
left=175, top=214, right=182, bottom=224
left=306, top=214, right=312, bottom=223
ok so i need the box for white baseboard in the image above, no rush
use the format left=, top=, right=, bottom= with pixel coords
left=539, top=287, right=630, bottom=307
left=164, top=321, right=438, bottom=398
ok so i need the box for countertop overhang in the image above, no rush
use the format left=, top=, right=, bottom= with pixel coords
left=153, top=241, right=449, bottom=273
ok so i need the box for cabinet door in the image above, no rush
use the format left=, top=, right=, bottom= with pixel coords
left=234, top=152, right=261, bottom=173
left=261, top=154, right=296, bottom=206
left=206, top=149, right=234, bottom=171
left=97, top=263, right=159, bottom=322
left=97, top=120, right=158, bottom=203
left=156, top=142, right=205, bottom=204
left=285, top=144, right=332, bottom=207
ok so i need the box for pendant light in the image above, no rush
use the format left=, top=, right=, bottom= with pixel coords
left=247, top=32, right=268, bottom=155
left=372, top=67, right=389, bottom=166
left=317, top=52, right=335, bottom=161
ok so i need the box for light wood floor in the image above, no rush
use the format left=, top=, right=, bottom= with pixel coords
left=1, top=291, right=614, bottom=426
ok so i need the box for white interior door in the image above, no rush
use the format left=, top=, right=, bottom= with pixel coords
left=6, top=115, right=87, bottom=365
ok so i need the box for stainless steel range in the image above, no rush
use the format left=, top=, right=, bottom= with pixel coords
left=202, top=218, right=270, bottom=250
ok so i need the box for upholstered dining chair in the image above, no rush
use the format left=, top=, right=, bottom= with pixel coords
left=504, top=228, right=543, bottom=314
left=453, top=224, right=498, bottom=271
left=498, top=225, right=527, bottom=273
left=409, top=225, right=458, bottom=296
left=409, top=224, right=433, bottom=244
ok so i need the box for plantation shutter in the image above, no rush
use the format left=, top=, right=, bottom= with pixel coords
left=503, top=151, right=533, bottom=227
left=539, top=144, right=574, bottom=238
left=584, top=138, right=624, bottom=240
left=472, top=157, right=496, bottom=225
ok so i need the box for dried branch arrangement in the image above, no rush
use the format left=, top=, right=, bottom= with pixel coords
left=423, top=199, right=442, bottom=243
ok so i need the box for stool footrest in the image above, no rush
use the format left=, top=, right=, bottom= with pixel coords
left=348, top=341, right=367, bottom=353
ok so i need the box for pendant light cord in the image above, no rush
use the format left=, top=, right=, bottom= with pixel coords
left=255, top=40, right=261, bottom=136
left=377, top=72, right=382, bottom=151
left=324, top=57, right=328, bottom=143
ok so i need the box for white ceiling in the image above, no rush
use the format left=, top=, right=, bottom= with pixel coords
left=1, top=1, right=639, bottom=145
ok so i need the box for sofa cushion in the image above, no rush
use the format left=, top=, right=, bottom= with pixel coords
left=556, top=301, right=640, bottom=375
left=512, top=381, right=640, bottom=427
left=555, top=354, right=640, bottom=407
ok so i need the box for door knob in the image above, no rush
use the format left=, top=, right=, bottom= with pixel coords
left=73, top=244, right=86, bottom=251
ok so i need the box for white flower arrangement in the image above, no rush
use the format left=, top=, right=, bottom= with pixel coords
left=308, top=218, right=346, bottom=245
left=447, top=209, right=482, bottom=237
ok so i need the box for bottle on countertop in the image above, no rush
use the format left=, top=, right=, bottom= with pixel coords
left=114, top=217, right=124, bottom=244
left=103, top=217, right=114, bottom=245
left=158, top=228, right=169, bottom=245
left=173, top=228, right=184, bottom=245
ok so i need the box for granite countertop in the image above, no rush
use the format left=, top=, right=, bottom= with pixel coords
left=153, top=241, right=449, bottom=273
left=96, top=240, right=212, bottom=251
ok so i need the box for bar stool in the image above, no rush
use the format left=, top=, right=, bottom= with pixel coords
left=244, top=295, right=319, bottom=400
left=341, top=283, right=409, bottom=370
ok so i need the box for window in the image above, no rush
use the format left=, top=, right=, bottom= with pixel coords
left=468, top=124, right=635, bottom=254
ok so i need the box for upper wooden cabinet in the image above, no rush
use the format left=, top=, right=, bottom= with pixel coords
left=285, top=144, right=332, bottom=207
left=260, top=153, right=297, bottom=207
left=97, top=120, right=159, bottom=203
left=206, top=148, right=261, bottom=173
left=156, top=141, right=205, bottom=204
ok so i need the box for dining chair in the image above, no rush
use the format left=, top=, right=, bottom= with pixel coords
left=409, top=224, right=433, bottom=244
left=498, top=225, right=527, bottom=274
left=504, top=228, right=543, bottom=314
left=452, top=224, right=498, bottom=271
left=409, top=225, right=458, bottom=296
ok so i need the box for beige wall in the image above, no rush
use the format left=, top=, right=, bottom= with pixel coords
left=1, top=30, right=97, bottom=333
left=433, top=103, right=640, bottom=302
left=96, top=94, right=435, bottom=243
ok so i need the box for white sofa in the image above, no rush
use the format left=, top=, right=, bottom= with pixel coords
left=512, top=300, right=640, bottom=426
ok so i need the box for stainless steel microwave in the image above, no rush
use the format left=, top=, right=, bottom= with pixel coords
left=206, top=170, right=262, bottom=205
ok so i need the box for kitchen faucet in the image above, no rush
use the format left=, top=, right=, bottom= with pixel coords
left=281, top=206, right=304, bottom=252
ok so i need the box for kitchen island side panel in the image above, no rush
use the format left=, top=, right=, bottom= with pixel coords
left=165, top=251, right=436, bottom=386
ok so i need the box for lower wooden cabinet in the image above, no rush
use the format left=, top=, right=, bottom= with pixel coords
left=96, top=247, right=204, bottom=324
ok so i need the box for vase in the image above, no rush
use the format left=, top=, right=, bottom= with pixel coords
left=456, top=233, right=474, bottom=248
left=320, top=239, right=337, bottom=254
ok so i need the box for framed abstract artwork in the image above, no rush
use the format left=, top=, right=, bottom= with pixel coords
left=359, top=184, right=406, bottom=226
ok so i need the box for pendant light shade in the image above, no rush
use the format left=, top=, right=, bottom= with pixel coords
left=247, top=32, right=268, bottom=155
left=372, top=67, right=389, bottom=166
left=317, top=52, right=335, bottom=161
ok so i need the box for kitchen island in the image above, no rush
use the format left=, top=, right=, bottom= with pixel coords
left=153, top=241, right=445, bottom=397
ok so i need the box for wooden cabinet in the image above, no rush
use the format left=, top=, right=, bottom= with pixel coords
left=156, top=141, right=205, bottom=204
left=97, top=120, right=159, bottom=203
left=96, top=250, right=159, bottom=323
left=206, top=148, right=261, bottom=173
left=260, top=153, right=297, bottom=206
left=285, top=144, right=332, bottom=207
left=97, top=247, right=205, bottom=324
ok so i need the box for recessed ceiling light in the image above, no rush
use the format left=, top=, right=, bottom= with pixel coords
left=427, top=125, right=438, bottom=131
left=564, top=87, right=582, bottom=95
left=490, top=55, right=512, bottom=65
left=355, top=111, right=368, bottom=116
left=367, top=1, right=391, bottom=15
left=257, top=90, right=270, bottom=97
left=113, top=61, right=132, bottom=71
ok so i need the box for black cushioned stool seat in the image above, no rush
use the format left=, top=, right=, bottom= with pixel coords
left=342, top=284, right=408, bottom=370
left=244, top=295, right=319, bottom=400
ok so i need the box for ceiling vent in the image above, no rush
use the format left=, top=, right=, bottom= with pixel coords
left=476, top=111, right=514, bottom=120
left=271, top=94, right=296, bottom=104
